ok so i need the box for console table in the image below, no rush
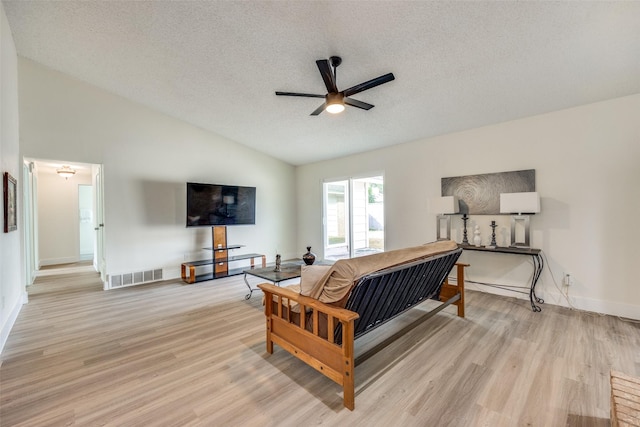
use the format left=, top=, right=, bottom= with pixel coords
left=458, top=244, right=544, bottom=312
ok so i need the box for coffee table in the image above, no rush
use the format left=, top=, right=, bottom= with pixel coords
left=243, top=263, right=304, bottom=300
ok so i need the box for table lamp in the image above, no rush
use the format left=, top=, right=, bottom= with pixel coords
left=429, top=196, right=460, bottom=241
left=500, top=192, right=540, bottom=248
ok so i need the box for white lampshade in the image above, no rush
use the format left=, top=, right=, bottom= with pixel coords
left=429, top=196, right=460, bottom=214
left=500, top=192, right=540, bottom=214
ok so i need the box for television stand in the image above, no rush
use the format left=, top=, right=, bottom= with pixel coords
left=181, top=226, right=266, bottom=284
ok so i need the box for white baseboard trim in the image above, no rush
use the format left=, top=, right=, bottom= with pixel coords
left=541, top=290, right=640, bottom=321
left=0, top=291, right=27, bottom=354
left=465, top=280, right=640, bottom=321
left=39, top=256, right=79, bottom=267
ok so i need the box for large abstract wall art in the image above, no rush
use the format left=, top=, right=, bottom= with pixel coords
left=441, top=169, right=535, bottom=215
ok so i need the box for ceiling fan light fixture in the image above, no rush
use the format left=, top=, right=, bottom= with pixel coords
left=56, top=165, right=76, bottom=179
left=275, top=56, right=394, bottom=115
left=325, top=93, right=345, bottom=114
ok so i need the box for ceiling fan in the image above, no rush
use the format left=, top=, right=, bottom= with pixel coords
left=275, top=56, right=395, bottom=116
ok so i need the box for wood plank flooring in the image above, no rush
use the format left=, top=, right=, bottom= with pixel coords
left=1, top=270, right=638, bottom=426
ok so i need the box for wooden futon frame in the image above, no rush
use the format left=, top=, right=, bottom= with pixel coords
left=258, top=248, right=468, bottom=410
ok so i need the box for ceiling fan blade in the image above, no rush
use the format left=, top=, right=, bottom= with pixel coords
left=316, top=59, right=338, bottom=93
left=310, top=103, right=326, bottom=116
left=344, top=98, right=374, bottom=110
left=275, top=91, right=325, bottom=98
left=343, top=73, right=395, bottom=98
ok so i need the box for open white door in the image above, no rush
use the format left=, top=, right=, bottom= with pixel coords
left=22, top=161, right=38, bottom=287
left=92, top=164, right=107, bottom=287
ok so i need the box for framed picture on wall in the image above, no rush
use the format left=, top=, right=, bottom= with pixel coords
left=3, top=172, right=17, bottom=233
left=441, top=169, right=535, bottom=215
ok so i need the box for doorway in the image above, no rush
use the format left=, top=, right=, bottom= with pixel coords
left=323, top=175, right=384, bottom=261
left=22, top=159, right=105, bottom=284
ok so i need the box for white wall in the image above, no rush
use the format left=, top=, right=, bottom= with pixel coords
left=0, top=3, right=23, bottom=352
left=296, top=94, right=640, bottom=319
left=18, top=59, right=297, bottom=283
left=37, top=167, right=92, bottom=266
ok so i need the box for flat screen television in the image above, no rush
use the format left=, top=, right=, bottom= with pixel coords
left=186, top=182, right=256, bottom=227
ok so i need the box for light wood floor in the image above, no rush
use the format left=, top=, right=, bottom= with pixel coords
left=1, top=270, right=638, bottom=426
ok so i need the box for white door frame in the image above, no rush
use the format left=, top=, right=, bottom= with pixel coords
left=322, top=172, right=385, bottom=260
left=22, top=159, right=106, bottom=287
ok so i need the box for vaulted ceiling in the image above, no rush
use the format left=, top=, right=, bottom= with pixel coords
left=4, top=1, right=639, bottom=165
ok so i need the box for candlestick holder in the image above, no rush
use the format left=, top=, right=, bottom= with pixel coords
left=489, top=221, right=497, bottom=248
left=462, top=214, right=469, bottom=245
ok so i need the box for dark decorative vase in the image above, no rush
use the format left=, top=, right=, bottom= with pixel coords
left=302, top=246, right=316, bottom=265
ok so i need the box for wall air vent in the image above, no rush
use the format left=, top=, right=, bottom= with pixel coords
left=111, top=274, right=122, bottom=288
left=109, top=268, right=164, bottom=289
left=123, top=273, right=133, bottom=286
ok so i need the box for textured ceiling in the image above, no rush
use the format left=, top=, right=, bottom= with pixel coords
left=4, top=1, right=640, bottom=165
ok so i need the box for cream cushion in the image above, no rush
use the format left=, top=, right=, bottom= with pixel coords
left=299, top=265, right=332, bottom=296
left=273, top=265, right=331, bottom=313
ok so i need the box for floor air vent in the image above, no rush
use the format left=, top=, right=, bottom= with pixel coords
left=109, top=268, right=163, bottom=288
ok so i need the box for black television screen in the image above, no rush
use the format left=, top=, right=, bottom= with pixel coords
left=186, top=182, right=256, bottom=227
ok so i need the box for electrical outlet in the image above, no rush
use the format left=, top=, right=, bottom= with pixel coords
left=563, top=273, right=573, bottom=286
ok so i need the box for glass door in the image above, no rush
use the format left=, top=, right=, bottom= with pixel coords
left=323, top=180, right=349, bottom=260
left=323, top=175, right=384, bottom=261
